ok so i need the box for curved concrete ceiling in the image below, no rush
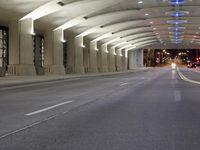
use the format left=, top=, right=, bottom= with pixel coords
left=1, top=0, right=200, bottom=49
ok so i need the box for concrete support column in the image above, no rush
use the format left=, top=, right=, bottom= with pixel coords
left=89, top=41, right=98, bottom=73
left=44, top=31, right=53, bottom=74
left=116, top=49, right=122, bottom=71
left=74, top=36, right=84, bottom=73
left=129, top=51, right=137, bottom=69
left=8, top=19, right=36, bottom=76
left=121, top=49, right=128, bottom=71
left=108, top=47, right=116, bottom=72
left=100, top=44, right=108, bottom=72
left=137, top=49, right=144, bottom=67
left=129, top=49, right=144, bottom=69
left=44, top=29, right=65, bottom=75
left=84, top=39, right=90, bottom=73
left=66, top=31, right=75, bottom=73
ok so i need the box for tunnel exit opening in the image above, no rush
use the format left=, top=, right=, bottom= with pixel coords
left=144, top=49, right=199, bottom=67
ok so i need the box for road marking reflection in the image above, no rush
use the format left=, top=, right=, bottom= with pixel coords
left=119, top=83, right=129, bottom=86
left=25, top=101, right=73, bottom=116
left=174, top=90, right=181, bottom=102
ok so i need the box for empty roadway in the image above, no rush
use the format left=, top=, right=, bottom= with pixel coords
left=0, top=68, right=200, bottom=150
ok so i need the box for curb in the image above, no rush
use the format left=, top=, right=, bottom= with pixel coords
left=0, top=69, right=147, bottom=88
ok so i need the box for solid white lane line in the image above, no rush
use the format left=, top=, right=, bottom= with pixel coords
left=25, top=101, right=73, bottom=116
left=120, top=82, right=129, bottom=86
left=177, top=68, right=200, bottom=85
left=174, top=90, right=181, bottom=102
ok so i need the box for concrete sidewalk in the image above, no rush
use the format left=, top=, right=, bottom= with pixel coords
left=0, top=68, right=147, bottom=87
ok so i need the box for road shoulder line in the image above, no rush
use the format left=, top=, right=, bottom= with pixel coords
left=177, top=68, right=200, bottom=85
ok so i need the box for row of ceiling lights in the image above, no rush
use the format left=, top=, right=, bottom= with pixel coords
left=167, top=0, right=188, bottom=44
left=137, top=0, right=198, bottom=45
left=137, top=0, right=159, bottom=45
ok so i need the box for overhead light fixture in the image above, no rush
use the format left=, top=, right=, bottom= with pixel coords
left=167, top=19, right=187, bottom=25
left=166, top=11, right=189, bottom=17
left=168, top=26, right=186, bottom=30
left=57, top=1, right=65, bottom=6
left=138, top=1, right=143, bottom=4
left=168, top=0, right=187, bottom=5
left=169, top=31, right=184, bottom=35
left=145, top=13, right=149, bottom=16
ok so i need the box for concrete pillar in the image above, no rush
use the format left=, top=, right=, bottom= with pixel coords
left=129, top=51, right=137, bottom=69
left=116, top=49, right=122, bottom=71
left=84, top=38, right=90, bottom=73
left=8, top=19, right=36, bottom=76
left=137, top=49, right=144, bottom=67
left=89, top=41, right=98, bottom=72
left=44, top=31, right=53, bottom=74
left=66, top=31, right=75, bottom=73
left=100, top=44, right=108, bottom=72
left=44, top=29, right=65, bottom=75
left=74, top=36, right=84, bottom=73
left=121, top=49, right=128, bottom=71
left=108, top=46, right=116, bottom=72
left=129, top=49, right=144, bottom=69
left=97, top=43, right=101, bottom=72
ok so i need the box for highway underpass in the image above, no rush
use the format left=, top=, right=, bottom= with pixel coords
left=1, top=0, right=200, bottom=149
left=1, top=68, right=200, bottom=149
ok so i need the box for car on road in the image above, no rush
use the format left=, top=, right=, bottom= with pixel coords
left=187, top=63, right=197, bottom=68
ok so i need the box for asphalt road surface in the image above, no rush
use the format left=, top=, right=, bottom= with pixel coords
left=0, top=68, right=200, bottom=150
